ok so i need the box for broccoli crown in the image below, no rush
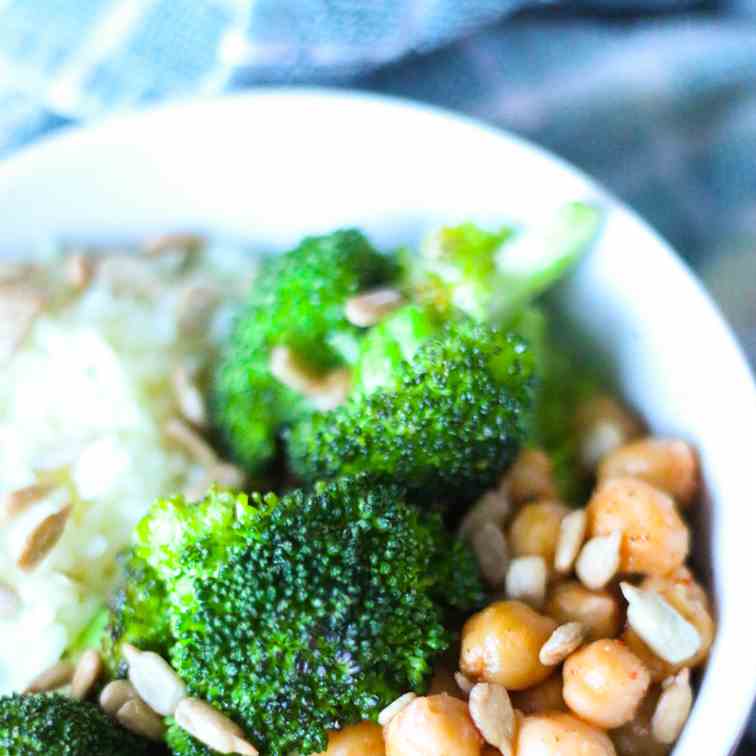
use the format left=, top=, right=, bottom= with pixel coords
left=0, top=693, right=155, bottom=756
left=286, top=310, right=536, bottom=503
left=102, top=551, right=172, bottom=678
left=116, top=479, right=483, bottom=756
left=406, top=203, right=600, bottom=323
left=211, top=229, right=397, bottom=474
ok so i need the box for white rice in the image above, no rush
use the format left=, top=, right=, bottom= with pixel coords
left=0, top=240, right=256, bottom=694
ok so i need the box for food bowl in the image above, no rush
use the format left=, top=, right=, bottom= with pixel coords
left=0, top=90, right=753, bottom=754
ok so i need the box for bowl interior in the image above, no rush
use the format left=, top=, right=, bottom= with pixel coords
left=0, top=90, right=754, bottom=753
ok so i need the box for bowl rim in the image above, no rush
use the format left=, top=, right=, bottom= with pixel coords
left=0, top=88, right=754, bottom=752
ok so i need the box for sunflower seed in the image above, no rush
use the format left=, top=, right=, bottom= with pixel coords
left=122, top=643, right=187, bottom=716
left=16, top=503, right=71, bottom=572
left=620, top=583, right=701, bottom=665
left=506, top=556, right=548, bottom=608
left=378, top=692, right=417, bottom=727
left=554, top=509, right=588, bottom=574
left=651, top=668, right=693, bottom=744
left=174, top=698, right=258, bottom=754
left=345, top=288, right=403, bottom=327
left=468, top=683, right=515, bottom=756
left=539, top=622, right=586, bottom=666
left=100, top=680, right=139, bottom=716
left=71, top=650, right=103, bottom=700
left=164, top=418, right=217, bottom=466
left=172, top=366, right=207, bottom=427
left=25, top=661, right=74, bottom=693
left=117, top=699, right=166, bottom=741
left=472, top=522, right=510, bottom=588
left=0, top=485, right=51, bottom=524
left=575, top=530, right=621, bottom=590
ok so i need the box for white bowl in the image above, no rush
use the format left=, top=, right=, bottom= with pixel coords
left=0, top=90, right=754, bottom=754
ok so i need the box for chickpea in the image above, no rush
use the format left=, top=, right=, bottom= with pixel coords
left=506, top=449, right=558, bottom=505
left=622, top=568, right=714, bottom=681
left=562, top=639, right=650, bottom=729
left=545, top=581, right=622, bottom=641
left=510, top=674, right=566, bottom=715
left=460, top=601, right=557, bottom=690
left=318, top=721, right=385, bottom=756
left=575, top=395, right=643, bottom=471
left=587, top=477, right=689, bottom=576
left=510, top=501, right=570, bottom=565
left=598, top=438, right=698, bottom=506
left=516, top=712, right=616, bottom=756
left=611, top=688, right=670, bottom=756
left=384, top=694, right=483, bottom=756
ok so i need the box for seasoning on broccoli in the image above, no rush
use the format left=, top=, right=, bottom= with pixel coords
left=107, top=478, right=484, bottom=756
left=286, top=306, right=536, bottom=503
left=211, top=229, right=397, bottom=475
left=407, top=202, right=601, bottom=322
left=0, top=693, right=156, bottom=755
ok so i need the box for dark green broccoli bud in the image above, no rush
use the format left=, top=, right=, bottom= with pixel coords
left=101, top=552, right=172, bottom=678
left=406, top=203, right=601, bottom=322
left=0, top=693, right=156, bottom=755
left=211, top=229, right=397, bottom=475
left=286, top=309, right=536, bottom=503
left=117, top=479, right=483, bottom=755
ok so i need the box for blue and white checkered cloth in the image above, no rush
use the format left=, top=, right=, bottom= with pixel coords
left=0, top=0, right=754, bottom=748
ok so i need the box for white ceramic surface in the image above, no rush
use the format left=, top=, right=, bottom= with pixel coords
left=0, top=90, right=754, bottom=754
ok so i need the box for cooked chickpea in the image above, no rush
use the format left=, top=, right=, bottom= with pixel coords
left=460, top=601, right=557, bottom=690
left=610, top=687, right=670, bottom=756
left=384, top=694, right=483, bottom=756
left=516, top=712, right=616, bottom=756
left=562, top=639, right=650, bottom=729
left=510, top=674, right=566, bottom=715
left=318, top=721, right=386, bottom=756
left=575, top=395, right=643, bottom=471
left=509, top=501, right=570, bottom=565
left=506, top=448, right=558, bottom=505
left=598, top=438, right=698, bottom=506
left=587, top=477, right=689, bottom=576
left=545, top=581, right=622, bottom=641
left=622, top=568, right=714, bottom=681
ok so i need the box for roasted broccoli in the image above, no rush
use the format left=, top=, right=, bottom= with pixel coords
left=109, top=478, right=483, bottom=755
left=514, top=307, right=601, bottom=500
left=407, top=202, right=601, bottom=323
left=102, top=551, right=172, bottom=678
left=286, top=306, right=536, bottom=502
left=0, top=693, right=156, bottom=755
left=211, top=229, right=397, bottom=474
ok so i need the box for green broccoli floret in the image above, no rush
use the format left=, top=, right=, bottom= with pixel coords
left=211, top=229, right=397, bottom=475
left=102, top=552, right=172, bottom=678
left=514, top=307, right=601, bottom=501
left=0, top=693, right=156, bottom=755
left=407, top=203, right=601, bottom=322
left=286, top=307, right=536, bottom=503
left=112, top=479, right=483, bottom=756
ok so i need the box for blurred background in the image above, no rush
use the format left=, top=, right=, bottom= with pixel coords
left=0, top=0, right=753, bottom=749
